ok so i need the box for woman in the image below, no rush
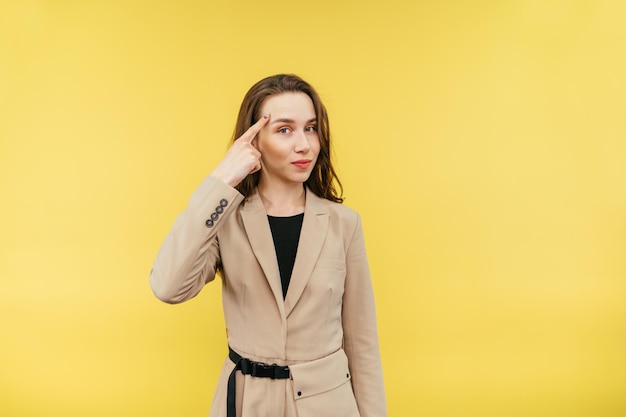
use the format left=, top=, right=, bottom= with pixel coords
left=150, top=74, right=386, bottom=417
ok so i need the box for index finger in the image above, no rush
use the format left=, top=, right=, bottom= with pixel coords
left=240, top=114, right=270, bottom=143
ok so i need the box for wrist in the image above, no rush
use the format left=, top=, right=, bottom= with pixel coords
left=210, top=168, right=238, bottom=188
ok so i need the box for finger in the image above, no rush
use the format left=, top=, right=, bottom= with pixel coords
left=250, top=163, right=261, bottom=174
left=250, top=147, right=261, bottom=160
left=240, top=114, right=270, bottom=143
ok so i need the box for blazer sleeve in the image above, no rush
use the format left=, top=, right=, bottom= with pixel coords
left=342, top=213, right=387, bottom=417
left=149, top=175, right=244, bottom=304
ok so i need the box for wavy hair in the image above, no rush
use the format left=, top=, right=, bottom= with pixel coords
left=232, top=74, right=343, bottom=203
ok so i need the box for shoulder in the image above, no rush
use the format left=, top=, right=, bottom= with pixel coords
left=306, top=188, right=362, bottom=228
left=313, top=195, right=362, bottom=233
left=324, top=199, right=359, bottom=221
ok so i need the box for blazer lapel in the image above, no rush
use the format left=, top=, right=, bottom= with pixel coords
left=284, top=189, right=329, bottom=317
left=240, top=190, right=286, bottom=318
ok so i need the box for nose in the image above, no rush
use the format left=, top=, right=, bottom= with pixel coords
left=294, top=130, right=311, bottom=153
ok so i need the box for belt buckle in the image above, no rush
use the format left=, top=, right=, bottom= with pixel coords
left=251, top=361, right=272, bottom=378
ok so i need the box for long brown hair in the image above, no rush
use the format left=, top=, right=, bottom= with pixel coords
left=232, top=74, right=343, bottom=203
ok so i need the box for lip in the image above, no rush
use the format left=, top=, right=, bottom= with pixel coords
left=292, top=160, right=312, bottom=169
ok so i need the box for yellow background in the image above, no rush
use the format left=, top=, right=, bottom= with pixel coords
left=1, top=1, right=625, bottom=416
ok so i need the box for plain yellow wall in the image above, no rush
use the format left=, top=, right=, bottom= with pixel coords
left=2, top=1, right=625, bottom=416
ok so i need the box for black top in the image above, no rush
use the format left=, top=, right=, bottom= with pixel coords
left=267, top=213, right=304, bottom=299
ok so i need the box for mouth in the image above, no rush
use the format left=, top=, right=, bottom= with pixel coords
left=292, top=160, right=312, bottom=169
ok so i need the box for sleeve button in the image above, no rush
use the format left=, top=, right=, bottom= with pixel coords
left=219, top=199, right=228, bottom=207
left=205, top=219, right=214, bottom=228
left=215, top=206, right=224, bottom=214
left=210, top=212, right=219, bottom=221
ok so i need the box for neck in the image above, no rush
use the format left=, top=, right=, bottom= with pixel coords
left=257, top=180, right=306, bottom=216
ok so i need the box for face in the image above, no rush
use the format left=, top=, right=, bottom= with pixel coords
left=255, top=92, right=320, bottom=188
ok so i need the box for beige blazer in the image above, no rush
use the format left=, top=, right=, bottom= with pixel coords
left=150, top=175, right=386, bottom=417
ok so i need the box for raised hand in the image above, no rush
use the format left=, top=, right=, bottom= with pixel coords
left=210, top=114, right=269, bottom=187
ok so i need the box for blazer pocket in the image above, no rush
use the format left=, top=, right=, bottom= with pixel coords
left=289, top=349, right=360, bottom=417
left=314, top=259, right=346, bottom=272
left=313, top=259, right=346, bottom=277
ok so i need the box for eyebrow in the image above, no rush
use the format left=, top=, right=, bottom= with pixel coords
left=270, top=118, right=317, bottom=125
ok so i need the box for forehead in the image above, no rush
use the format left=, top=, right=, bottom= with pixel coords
left=260, top=92, right=316, bottom=119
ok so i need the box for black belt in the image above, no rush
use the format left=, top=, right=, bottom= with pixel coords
left=227, top=346, right=290, bottom=417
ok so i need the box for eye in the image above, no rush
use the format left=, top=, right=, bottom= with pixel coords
left=278, top=127, right=291, bottom=134
left=305, top=125, right=317, bottom=133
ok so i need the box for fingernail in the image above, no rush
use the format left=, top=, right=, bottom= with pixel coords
left=263, top=114, right=269, bottom=119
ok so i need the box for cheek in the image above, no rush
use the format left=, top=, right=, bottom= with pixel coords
left=311, top=136, right=322, bottom=155
left=258, top=136, right=283, bottom=158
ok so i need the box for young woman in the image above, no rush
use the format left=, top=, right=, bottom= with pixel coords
left=150, top=74, right=386, bottom=417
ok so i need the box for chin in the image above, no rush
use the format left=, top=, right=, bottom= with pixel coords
left=289, top=174, right=312, bottom=184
